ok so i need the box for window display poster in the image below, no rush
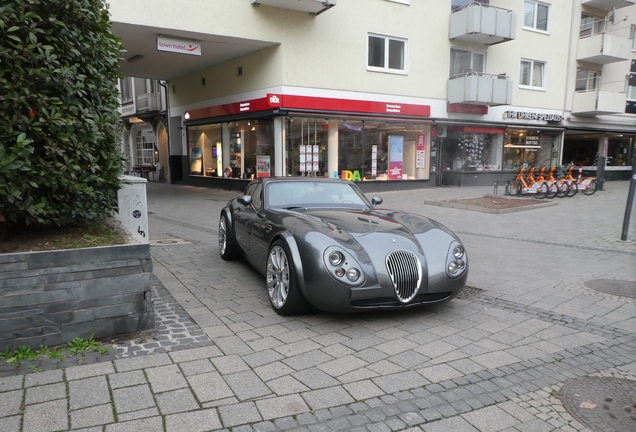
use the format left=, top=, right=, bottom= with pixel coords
left=300, top=145, right=307, bottom=172
left=416, top=151, right=426, bottom=168
left=388, top=135, right=404, bottom=180
left=190, top=147, right=202, bottom=175
left=257, top=155, right=271, bottom=178
left=371, top=144, right=377, bottom=176
left=312, top=145, right=319, bottom=172
left=417, top=134, right=426, bottom=151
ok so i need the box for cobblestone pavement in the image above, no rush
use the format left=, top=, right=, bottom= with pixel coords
left=0, top=181, right=635, bottom=431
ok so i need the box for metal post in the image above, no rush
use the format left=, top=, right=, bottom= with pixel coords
left=596, top=156, right=606, bottom=191
left=620, top=154, right=636, bottom=241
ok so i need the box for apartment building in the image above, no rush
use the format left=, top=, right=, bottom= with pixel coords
left=109, top=0, right=636, bottom=189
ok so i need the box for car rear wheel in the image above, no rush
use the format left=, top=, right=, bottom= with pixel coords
left=266, top=240, right=311, bottom=315
left=219, top=213, right=239, bottom=260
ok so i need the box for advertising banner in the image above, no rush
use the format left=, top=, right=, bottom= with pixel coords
left=257, top=156, right=270, bottom=178
left=190, top=147, right=202, bottom=175
left=388, top=136, right=404, bottom=180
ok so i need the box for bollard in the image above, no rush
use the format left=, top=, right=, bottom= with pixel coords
left=620, top=153, right=636, bottom=241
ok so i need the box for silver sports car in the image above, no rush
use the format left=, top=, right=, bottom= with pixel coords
left=218, top=177, right=468, bottom=315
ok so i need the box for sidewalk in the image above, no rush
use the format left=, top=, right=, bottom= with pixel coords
left=1, top=181, right=635, bottom=432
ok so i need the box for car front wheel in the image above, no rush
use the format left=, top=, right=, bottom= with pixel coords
left=266, top=240, right=311, bottom=315
left=219, top=213, right=239, bottom=260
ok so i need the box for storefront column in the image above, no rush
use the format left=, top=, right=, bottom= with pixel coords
left=328, top=120, right=339, bottom=178
left=274, top=117, right=284, bottom=176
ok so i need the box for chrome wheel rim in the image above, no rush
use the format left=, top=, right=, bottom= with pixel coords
left=267, top=245, right=289, bottom=308
left=219, top=217, right=227, bottom=255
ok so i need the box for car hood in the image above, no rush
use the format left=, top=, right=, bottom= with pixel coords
left=278, top=207, right=458, bottom=254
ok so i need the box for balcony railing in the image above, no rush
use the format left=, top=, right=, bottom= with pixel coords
left=572, top=87, right=626, bottom=116
left=581, top=0, right=635, bottom=12
left=136, top=93, right=161, bottom=112
left=449, top=2, right=516, bottom=45
left=448, top=71, right=513, bottom=106
left=577, top=32, right=630, bottom=64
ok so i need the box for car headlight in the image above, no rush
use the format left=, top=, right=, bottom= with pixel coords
left=448, top=261, right=458, bottom=273
left=446, top=241, right=467, bottom=279
left=346, top=268, right=360, bottom=282
left=453, top=245, right=464, bottom=259
left=329, top=251, right=344, bottom=266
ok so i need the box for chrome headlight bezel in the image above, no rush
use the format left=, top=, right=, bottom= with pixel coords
left=323, top=247, right=365, bottom=287
left=446, top=241, right=468, bottom=279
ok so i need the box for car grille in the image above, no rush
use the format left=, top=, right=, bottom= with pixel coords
left=385, top=249, right=422, bottom=303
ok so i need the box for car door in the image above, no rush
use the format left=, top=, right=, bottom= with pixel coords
left=233, top=183, right=258, bottom=251
left=249, top=183, right=272, bottom=266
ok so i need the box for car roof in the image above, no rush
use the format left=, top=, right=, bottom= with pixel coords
left=260, top=177, right=353, bottom=186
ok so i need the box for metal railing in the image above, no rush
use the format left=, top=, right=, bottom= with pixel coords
left=449, top=71, right=509, bottom=80
left=451, top=1, right=513, bottom=14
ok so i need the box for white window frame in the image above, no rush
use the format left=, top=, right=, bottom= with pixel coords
left=575, top=69, right=599, bottom=92
left=450, top=48, right=486, bottom=76
left=119, top=77, right=133, bottom=104
left=523, top=1, right=550, bottom=34
left=519, top=58, right=546, bottom=90
left=135, top=129, right=156, bottom=166
left=367, top=33, right=408, bottom=75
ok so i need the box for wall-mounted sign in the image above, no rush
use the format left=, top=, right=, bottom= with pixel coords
left=157, top=36, right=201, bottom=56
left=503, top=111, right=562, bottom=123
left=448, top=103, right=488, bottom=115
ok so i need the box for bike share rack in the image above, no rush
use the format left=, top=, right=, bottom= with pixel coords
left=493, top=180, right=510, bottom=195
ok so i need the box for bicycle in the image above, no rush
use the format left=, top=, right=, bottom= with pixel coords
left=510, top=167, right=548, bottom=199
left=562, top=165, right=597, bottom=196
left=542, top=167, right=570, bottom=198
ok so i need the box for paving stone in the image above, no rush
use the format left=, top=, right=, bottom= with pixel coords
left=156, top=388, right=200, bottom=414
left=254, top=361, right=295, bottom=382
left=146, top=364, right=188, bottom=393
left=0, top=416, right=21, bottom=432
left=117, top=407, right=160, bottom=422
left=25, top=382, right=66, bottom=405
left=70, top=404, right=114, bottom=429
left=218, top=401, right=262, bottom=427
left=417, top=364, right=463, bottom=383
left=372, top=371, right=428, bottom=393
left=65, top=362, right=115, bottom=380
left=163, top=407, right=222, bottom=432
left=421, top=416, right=478, bottom=432
left=114, top=354, right=172, bottom=372
left=302, top=386, right=354, bottom=410
left=68, top=376, right=110, bottom=410
left=0, top=390, right=23, bottom=417
left=112, top=384, right=156, bottom=414
left=461, top=405, right=520, bottom=431
left=343, top=380, right=384, bottom=400
left=293, top=368, right=340, bottom=389
left=325, top=417, right=351, bottom=430
left=368, top=422, right=391, bottom=432
left=225, top=370, right=271, bottom=400
left=178, top=359, right=216, bottom=376
left=211, top=354, right=251, bottom=374
left=104, top=416, right=164, bottom=432
left=273, top=416, right=298, bottom=430
left=23, top=399, right=68, bottom=432
left=108, top=370, right=147, bottom=389
left=187, top=371, right=234, bottom=402
left=23, top=370, right=61, bottom=388
left=256, top=394, right=309, bottom=420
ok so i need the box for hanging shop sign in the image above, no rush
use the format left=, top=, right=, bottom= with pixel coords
left=157, top=36, right=201, bottom=56
left=184, top=94, right=431, bottom=121
left=503, top=111, right=563, bottom=123
left=448, top=103, right=488, bottom=115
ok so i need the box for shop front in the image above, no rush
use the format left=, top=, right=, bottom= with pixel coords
left=562, top=131, right=635, bottom=181
left=182, top=94, right=433, bottom=192
left=434, top=111, right=564, bottom=187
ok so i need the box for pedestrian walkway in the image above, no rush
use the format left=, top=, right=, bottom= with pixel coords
left=1, top=181, right=635, bottom=431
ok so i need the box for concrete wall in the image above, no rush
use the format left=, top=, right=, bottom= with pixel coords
left=0, top=244, right=154, bottom=351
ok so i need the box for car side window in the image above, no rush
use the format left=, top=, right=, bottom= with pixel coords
left=244, top=183, right=256, bottom=198
left=252, top=183, right=263, bottom=208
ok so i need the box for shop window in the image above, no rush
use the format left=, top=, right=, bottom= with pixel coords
left=580, top=14, right=604, bottom=38
left=576, top=69, right=599, bottom=92
left=285, top=118, right=329, bottom=177
left=367, top=33, right=407, bottom=74
left=450, top=48, right=485, bottom=76
left=523, top=1, right=549, bottom=32
left=503, top=129, right=559, bottom=170
left=442, top=127, right=503, bottom=172
left=520, top=59, right=545, bottom=89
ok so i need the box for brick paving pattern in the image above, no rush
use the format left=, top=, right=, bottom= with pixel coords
left=0, top=181, right=634, bottom=431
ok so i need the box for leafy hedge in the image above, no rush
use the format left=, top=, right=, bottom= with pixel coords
left=0, top=0, right=125, bottom=225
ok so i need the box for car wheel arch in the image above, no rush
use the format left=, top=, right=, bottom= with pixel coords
left=268, top=232, right=307, bottom=296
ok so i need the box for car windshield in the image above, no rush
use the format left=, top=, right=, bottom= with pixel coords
left=266, top=181, right=370, bottom=209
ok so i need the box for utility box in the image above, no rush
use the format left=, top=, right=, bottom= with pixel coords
left=115, top=175, right=149, bottom=244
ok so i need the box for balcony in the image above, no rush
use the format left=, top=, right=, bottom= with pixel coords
left=448, top=72, right=513, bottom=106
left=251, top=0, right=336, bottom=15
left=581, top=0, right=635, bottom=12
left=577, top=33, right=631, bottom=64
left=450, top=3, right=516, bottom=45
left=572, top=89, right=625, bottom=116
left=136, top=93, right=161, bottom=112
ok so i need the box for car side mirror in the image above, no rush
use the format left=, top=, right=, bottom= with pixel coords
left=237, top=195, right=252, bottom=206
left=371, top=196, right=383, bottom=206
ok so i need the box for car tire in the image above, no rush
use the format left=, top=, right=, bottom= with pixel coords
left=219, top=213, right=240, bottom=260
left=266, top=240, right=311, bottom=315
left=583, top=179, right=597, bottom=195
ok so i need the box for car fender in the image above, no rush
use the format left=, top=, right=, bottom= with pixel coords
left=272, top=231, right=307, bottom=296
left=220, top=207, right=240, bottom=249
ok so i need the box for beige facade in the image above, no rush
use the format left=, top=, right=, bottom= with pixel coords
left=111, top=0, right=636, bottom=187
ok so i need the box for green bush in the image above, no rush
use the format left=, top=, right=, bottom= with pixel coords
left=0, top=0, right=125, bottom=225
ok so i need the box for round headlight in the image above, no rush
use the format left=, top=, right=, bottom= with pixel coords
left=448, top=261, right=458, bottom=273
left=457, top=261, right=465, bottom=270
left=453, top=245, right=464, bottom=259
left=346, top=268, right=360, bottom=282
left=329, top=251, right=344, bottom=266
left=335, top=268, right=345, bottom=277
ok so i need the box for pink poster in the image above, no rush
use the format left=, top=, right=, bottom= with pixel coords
left=388, top=136, right=404, bottom=180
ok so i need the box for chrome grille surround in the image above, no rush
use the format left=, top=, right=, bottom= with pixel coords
left=385, top=249, right=422, bottom=303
